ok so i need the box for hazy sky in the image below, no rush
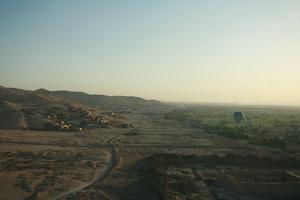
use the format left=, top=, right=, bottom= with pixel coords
left=1, top=0, right=300, bottom=105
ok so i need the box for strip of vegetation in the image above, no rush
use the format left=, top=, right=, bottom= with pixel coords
left=165, top=107, right=300, bottom=148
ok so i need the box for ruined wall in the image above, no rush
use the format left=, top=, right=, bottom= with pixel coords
left=221, top=171, right=300, bottom=197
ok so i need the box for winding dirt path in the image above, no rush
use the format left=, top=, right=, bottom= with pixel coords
left=51, top=136, right=119, bottom=200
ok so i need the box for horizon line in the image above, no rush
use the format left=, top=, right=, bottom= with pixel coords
left=1, top=83, right=300, bottom=108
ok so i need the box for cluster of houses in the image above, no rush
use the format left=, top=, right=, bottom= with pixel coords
left=43, top=107, right=133, bottom=131
left=46, top=110, right=114, bottom=131
left=46, top=114, right=74, bottom=131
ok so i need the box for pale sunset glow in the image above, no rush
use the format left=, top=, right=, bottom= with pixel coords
left=1, top=0, right=300, bottom=105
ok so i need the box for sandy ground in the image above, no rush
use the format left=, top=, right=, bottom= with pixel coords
left=0, top=173, right=30, bottom=200
left=0, top=130, right=112, bottom=199
left=0, top=112, right=299, bottom=199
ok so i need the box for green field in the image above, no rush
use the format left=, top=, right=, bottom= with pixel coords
left=165, top=105, right=300, bottom=148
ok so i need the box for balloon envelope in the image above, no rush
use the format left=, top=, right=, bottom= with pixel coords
left=233, top=112, right=244, bottom=122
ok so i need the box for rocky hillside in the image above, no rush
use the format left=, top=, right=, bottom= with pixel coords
left=0, top=86, right=130, bottom=130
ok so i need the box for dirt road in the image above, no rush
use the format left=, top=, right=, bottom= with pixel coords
left=51, top=143, right=117, bottom=200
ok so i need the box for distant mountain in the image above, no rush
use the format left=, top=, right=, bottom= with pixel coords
left=0, top=86, right=111, bottom=130
left=0, top=85, right=170, bottom=130
left=35, top=89, right=170, bottom=113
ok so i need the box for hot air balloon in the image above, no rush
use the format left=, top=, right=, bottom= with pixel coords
left=233, top=112, right=244, bottom=123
